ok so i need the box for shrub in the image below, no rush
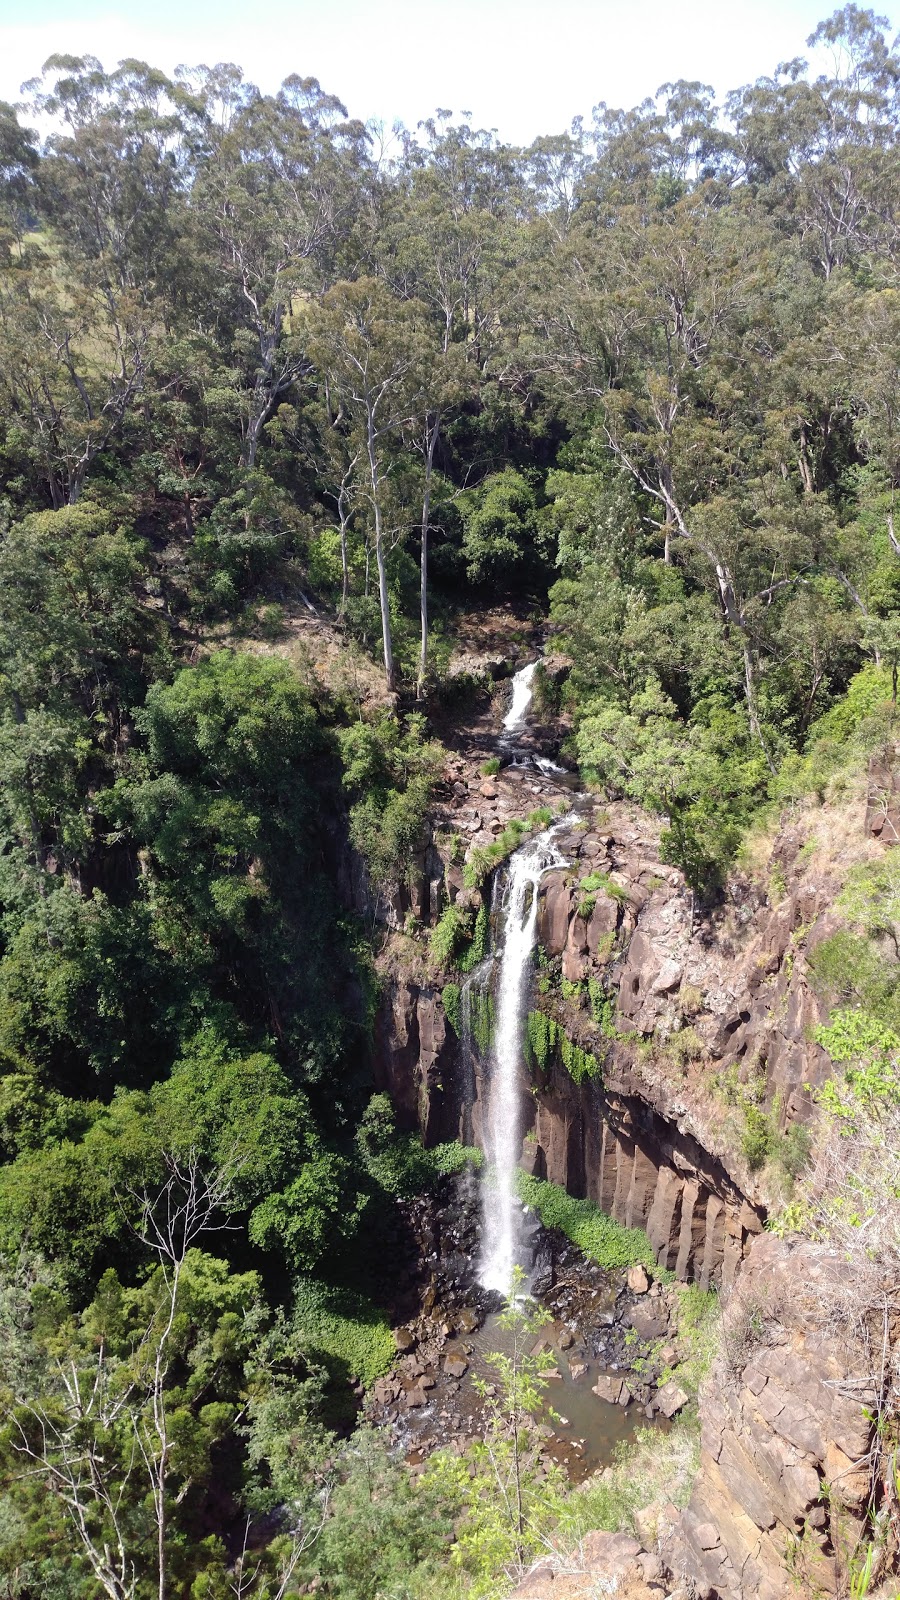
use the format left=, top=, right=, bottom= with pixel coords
left=480, top=758, right=500, bottom=777
left=292, top=1278, right=395, bottom=1389
left=463, top=808, right=553, bottom=889
left=576, top=871, right=606, bottom=919
left=741, top=1105, right=774, bottom=1170
left=668, top=1027, right=703, bottom=1070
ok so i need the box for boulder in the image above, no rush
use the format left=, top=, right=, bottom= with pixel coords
left=627, top=1264, right=650, bottom=1294
left=593, top=1373, right=627, bottom=1404
left=627, top=1305, right=669, bottom=1342
left=444, top=1354, right=468, bottom=1379
left=655, top=1380, right=690, bottom=1418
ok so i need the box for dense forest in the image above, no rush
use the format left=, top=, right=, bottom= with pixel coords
left=0, top=6, right=899, bottom=1595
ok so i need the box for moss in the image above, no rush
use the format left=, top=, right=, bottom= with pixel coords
left=443, top=982, right=461, bottom=1035
left=469, top=987, right=495, bottom=1058
left=524, top=1009, right=602, bottom=1084
left=518, top=1174, right=659, bottom=1272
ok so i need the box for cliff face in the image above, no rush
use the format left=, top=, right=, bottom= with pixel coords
left=664, top=1232, right=876, bottom=1599
left=370, top=760, right=890, bottom=1598
left=374, top=789, right=871, bottom=1286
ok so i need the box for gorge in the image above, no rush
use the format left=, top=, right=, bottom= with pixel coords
left=2, top=22, right=899, bottom=1596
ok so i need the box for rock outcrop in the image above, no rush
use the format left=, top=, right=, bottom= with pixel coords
left=664, top=1232, right=876, bottom=1600
left=375, top=786, right=874, bottom=1286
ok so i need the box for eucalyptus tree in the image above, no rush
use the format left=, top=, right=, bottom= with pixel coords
left=380, top=116, right=523, bottom=688
left=727, top=6, right=900, bottom=276
left=304, top=277, right=432, bottom=690
left=0, top=56, right=190, bottom=507
left=190, top=72, right=373, bottom=471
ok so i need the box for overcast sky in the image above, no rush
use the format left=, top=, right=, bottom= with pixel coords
left=0, top=0, right=891, bottom=144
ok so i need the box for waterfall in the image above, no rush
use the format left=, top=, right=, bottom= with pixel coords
left=479, top=822, right=567, bottom=1295
left=503, top=660, right=538, bottom=731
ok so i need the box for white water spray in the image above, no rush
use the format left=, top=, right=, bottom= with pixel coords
left=479, top=823, right=566, bottom=1295
left=502, top=660, right=538, bottom=731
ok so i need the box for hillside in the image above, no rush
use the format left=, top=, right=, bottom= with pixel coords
left=1, top=15, right=900, bottom=1598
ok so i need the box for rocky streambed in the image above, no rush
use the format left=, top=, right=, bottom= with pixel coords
left=365, top=1175, right=692, bottom=1480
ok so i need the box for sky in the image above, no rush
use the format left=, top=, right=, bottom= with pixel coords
left=0, top=0, right=890, bottom=144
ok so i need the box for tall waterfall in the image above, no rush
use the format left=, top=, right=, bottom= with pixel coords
left=479, top=822, right=566, bottom=1295
left=503, top=660, right=538, bottom=731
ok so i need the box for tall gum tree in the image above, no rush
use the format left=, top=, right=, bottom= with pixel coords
left=304, top=277, right=432, bottom=691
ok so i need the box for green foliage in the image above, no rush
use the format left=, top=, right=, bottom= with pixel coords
left=480, top=757, right=500, bottom=776
left=466, top=986, right=495, bottom=1059
left=355, top=1093, right=480, bottom=1197
left=555, top=1419, right=699, bottom=1546
left=463, top=808, right=553, bottom=889
left=309, top=1427, right=459, bottom=1600
left=459, top=903, right=490, bottom=972
left=339, top=713, right=445, bottom=893
left=461, top=469, right=547, bottom=585
left=576, top=681, right=766, bottom=893
left=667, top=1026, right=703, bottom=1071
left=741, top=1105, right=775, bottom=1170
left=431, top=903, right=469, bottom=967
left=431, top=898, right=489, bottom=972
left=671, top=1285, right=720, bottom=1397
left=290, top=1280, right=395, bottom=1389
left=575, top=870, right=605, bottom=919
left=517, top=1174, right=658, bottom=1272
left=815, top=1010, right=900, bottom=1124
left=442, top=981, right=461, bottom=1034
left=524, top=1010, right=602, bottom=1085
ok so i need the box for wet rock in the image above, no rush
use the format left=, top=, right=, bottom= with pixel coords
left=455, top=1307, right=480, bottom=1334
left=444, top=1354, right=469, bottom=1379
left=592, top=1374, right=628, bottom=1404
left=557, top=1326, right=575, bottom=1350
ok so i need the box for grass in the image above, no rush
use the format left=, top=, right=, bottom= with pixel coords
left=463, top=807, right=554, bottom=889
left=517, top=1174, right=659, bottom=1273
left=669, top=1284, right=720, bottom=1396
left=557, top=1418, right=700, bottom=1545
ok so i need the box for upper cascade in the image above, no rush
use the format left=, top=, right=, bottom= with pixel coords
left=502, top=660, right=539, bottom=732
